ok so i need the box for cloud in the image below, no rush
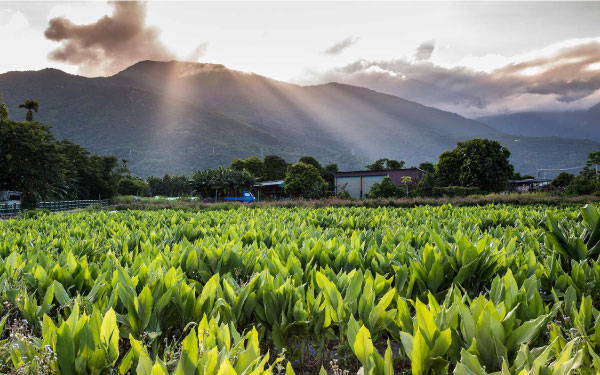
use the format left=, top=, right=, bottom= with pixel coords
left=303, top=38, right=600, bottom=116
left=44, top=1, right=176, bottom=76
left=323, top=37, right=359, bottom=55
left=186, top=42, right=209, bottom=62
left=414, top=40, right=435, bottom=61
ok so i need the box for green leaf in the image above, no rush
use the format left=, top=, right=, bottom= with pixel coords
left=286, top=362, right=296, bottom=375
left=346, top=314, right=360, bottom=348
left=53, top=280, right=70, bottom=306
left=354, top=325, right=374, bottom=367
left=411, top=329, right=431, bottom=375
left=136, top=351, right=153, bottom=375
left=506, top=315, right=546, bottom=354
left=100, top=308, right=120, bottom=364
left=57, top=323, right=76, bottom=375
left=415, top=299, right=438, bottom=344
left=175, top=328, right=198, bottom=375
left=430, top=328, right=452, bottom=358
left=454, top=349, right=485, bottom=375
left=384, top=341, right=394, bottom=375
left=217, top=358, right=237, bottom=375
left=151, top=359, right=169, bottom=375
left=138, top=285, right=153, bottom=331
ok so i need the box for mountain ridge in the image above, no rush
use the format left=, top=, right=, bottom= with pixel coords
left=477, top=103, right=600, bottom=142
left=1, top=60, right=598, bottom=177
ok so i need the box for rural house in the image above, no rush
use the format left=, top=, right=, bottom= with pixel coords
left=334, top=168, right=425, bottom=199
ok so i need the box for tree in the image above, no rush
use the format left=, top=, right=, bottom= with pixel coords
left=88, top=155, right=121, bottom=199
left=587, top=151, right=600, bottom=178
left=18, top=99, right=39, bottom=122
left=284, top=162, right=326, bottom=199
left=401, top=176, right=412, bottom=198
left=366, top=158, right=405, bottom=171
left=368, top=177, right=400, bottom=198
left=242, top=156, right=265, bottom=180
left=1, top=120, right=67, bottom=207
left=263, top=155, right=288, bottom=180
left=435, top=150, right=462, bottom=187
left=551, top=172, right=575, bottom=188
left=436, top=139, right=513, bottom=192
left=418, top=161, right=435, bottom=174
left=565, top=175, right=599, bottom=195
left=298, top=156, right=322, bottom=172
left=230, top=156, right=266, bottom=180
left=57, top=140, right=121, bottom=200
left=193, top=167, right=254, bottom=200
left=0, top=115, right=124, bottom=207
left=321, top=163, right=339, bottom=190
left=230, top=158, right=246, bottom=172
left=564, top=151, right=600, bottom=195
left=146, top=174, right=193, bottom=196
left=118, top=176, right=149, bottom=196
left=147, top=176, right=163, bottom=196
left=117, top=159, right=130, bottom=175
left=415, top=172, right=437, bottom=196
left=0, top=94, right=8, bottom=121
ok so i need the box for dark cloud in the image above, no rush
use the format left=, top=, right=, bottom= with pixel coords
left=414, top=40, right=435, bottom=61
left=306, top=39, right=600, bottom=115
left=44, top=1, right=176, bottom=76
left=323, top=37, right=359, bottom=55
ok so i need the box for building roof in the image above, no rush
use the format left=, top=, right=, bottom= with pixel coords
left=253, top=180, right=285, bottom=187
left=334, top=168, right=425, bottom=177
left=509, top=179, right=551, bottom=184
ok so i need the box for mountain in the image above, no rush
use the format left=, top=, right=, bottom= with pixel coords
left=477, top=105, right=600, bottom=142
left=1, top=60, right=598, bottom=177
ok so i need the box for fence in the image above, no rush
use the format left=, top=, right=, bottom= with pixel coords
left=37, top=199, right=110, bottom=212
left=0, top=202, right=21, bottom=217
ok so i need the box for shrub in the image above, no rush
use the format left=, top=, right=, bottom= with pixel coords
left=18, top=208, right=50, bottom=219
left=368, top=177, right=400, bottom=198
left=432, top=186, right=481, bottom=197
left=284, top=162, right=327, bottom=199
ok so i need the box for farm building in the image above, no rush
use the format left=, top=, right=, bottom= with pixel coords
left=334, top=168, right=425, bottom=199
left=253, top=180, right=285, bottom=200
left=508, top=178, right=552, bottom=192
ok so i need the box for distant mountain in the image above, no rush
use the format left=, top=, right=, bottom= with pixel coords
left=478, top=105, right=600, bottom=142
left=1, top=60, right=598, bottom=177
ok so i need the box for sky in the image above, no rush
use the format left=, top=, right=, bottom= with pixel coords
left=1, top=1, right=600, bottom=117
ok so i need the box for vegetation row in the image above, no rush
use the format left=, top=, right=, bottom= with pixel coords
left=1, top=204, right=600, bottom=374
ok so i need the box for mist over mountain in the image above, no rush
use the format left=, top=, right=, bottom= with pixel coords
left=0, top=60, right=598, bottom=177
left=478, top=105, right=600, bottom=142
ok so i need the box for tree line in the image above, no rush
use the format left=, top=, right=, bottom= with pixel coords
left=121, top=155, right=340, bottom=200
left=1, top=94, right=126, bottom=208
left=2, top=93, right=598, bottom=205
left=368, top=140, right=599, bottom=199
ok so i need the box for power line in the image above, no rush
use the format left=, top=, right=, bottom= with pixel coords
left=536, top=166, right=585, bottom=171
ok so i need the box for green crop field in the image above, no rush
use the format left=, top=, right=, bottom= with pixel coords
left=1, top=204, right=599, bottom=375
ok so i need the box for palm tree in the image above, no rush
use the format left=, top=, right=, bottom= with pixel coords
left=18, top=99, right=39, bottom=122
